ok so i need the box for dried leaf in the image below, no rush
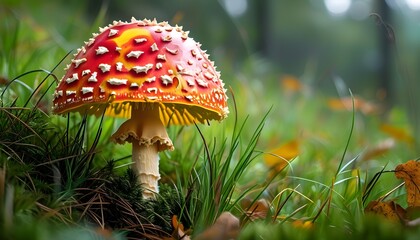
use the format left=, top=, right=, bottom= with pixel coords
left=194, top=212, right=240, bottom=240
left=241, top=198, right=270, bottom=221
left=264, top=139, right=299, bottom=172
left=163, top=215, right=191, bottom=240
left=0, top=76, right=8, bottom=85
left=327, top=96, right=379, bottom=115
left=395, top=160, right=420, bottom=207
left=359, top=138, right=395, bottom=162
left=380, top=124, right=415, bottom=145
left=365, top=200, right=406, bottom=222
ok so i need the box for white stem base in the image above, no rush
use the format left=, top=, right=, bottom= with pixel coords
left=110, top=104, right=174, bottom=199
left=133, top=141, right=160, bottom=199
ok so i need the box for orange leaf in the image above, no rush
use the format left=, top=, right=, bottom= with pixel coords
left=281, top=74, right=302, bottom=92
left=241, top=198, right=270, bottom=221
left=395, top=160, right=420, bottom=207
left=380, top=124, right=415, bottom=146
left=163, top=215, right=191, bottom=240
left=327, top=96, right=379, bottom=115
left=264, top=139, right=299, bottom=172
left=365, top=200, right=406, bottom=222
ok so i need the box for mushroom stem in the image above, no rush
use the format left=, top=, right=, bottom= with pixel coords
left=110, top=103, right=174, bottom=199
left=132, top=138, right=160, bottom=199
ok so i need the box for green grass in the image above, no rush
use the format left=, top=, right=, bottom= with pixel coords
left=1, top=3, right=420, bottom=240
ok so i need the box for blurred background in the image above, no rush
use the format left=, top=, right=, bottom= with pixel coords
left=1, top=0, right=419, bottom=145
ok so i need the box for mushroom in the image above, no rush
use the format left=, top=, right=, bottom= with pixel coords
left=52, top=18, right=229, bottom=199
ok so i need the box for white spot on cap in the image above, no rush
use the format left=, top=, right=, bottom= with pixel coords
left=130, top=82, right=139, bottom=88
left=160, top=75, right=173, bottom=85
left=107, top=78, right=128, bottom=85
left=65, top=73, right=78, bottom=84
left=88, top=72, right=98, bottom=82
left=66, top=90, right=76, bottom=96
left=185, top=95, right=193, bottom=101
left=146, top=76, right=156, bottom=82
left=204, top=71, right=214, bottom=80
left=176, top=64, right=184, bottom=72
left=126, top=50, right=144, bottom=58
left=81, top=87, right=94, bottom=94
left=99, top=63, right=111, bottom=73
left=86, top=38, right=95, bottom=46
left=191, top=49, right=197, bottom=57
left=151, top=43, right=159, bottom=52
left=186, top=79, right=195, bottom=86
left=115, top=47, right=122, bottom=52
left=72, top=58, right=87, bottom=68
left=166, top=47, right=178, bottom=55
left=156, top=63, right=162, bottom=69
left=157, top=54, right=166, bottom=61
left=116, top=62, right=123, bottom=71
left=134, top=38, right=147, bottom=43
left=196, top=78, right=209, bottom=87
left=96, top=46, right=109, bottom=55
left=108, top=29, right=119, bottom=37
left=181, top=31, right=189, bottom=40
left=161, top=35, right=172, bottom=42
left=132, top=64, right=153, bottom=74
left=82, top=69, right=91, bottom=76
left=147, top=87, right=158, bottom=94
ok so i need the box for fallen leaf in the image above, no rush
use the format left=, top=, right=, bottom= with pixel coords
left=163, top=215, right=191, bottom=240
left=0, top=76, right=8, bottom=85
left=395, top=160, right=420, bottom=207
left=264, top=139, right=299, bottom=172
left=380, top=124, right=415, bottom=146
left=241, top=198, right=270, bottom=221
left=359, top=138, right=395, bottom=162
left=194, top=212, right=240, bottom=240
left=365, top=200, right=406, bottom=222
left=328, top=96, right=379, bottom=115
left=281, top=74, right=302, bottom=92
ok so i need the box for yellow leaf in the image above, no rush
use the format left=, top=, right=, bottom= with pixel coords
left=292, top=220, right=314, bottom=229
left=395, top=160, right=420, bottom=207
left=264, top=139, right=299, bottom=172
left=345, top=169, right=360, bottom=197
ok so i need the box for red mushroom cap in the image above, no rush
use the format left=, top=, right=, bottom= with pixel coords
left=53, top=18, right=228, bottom=125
